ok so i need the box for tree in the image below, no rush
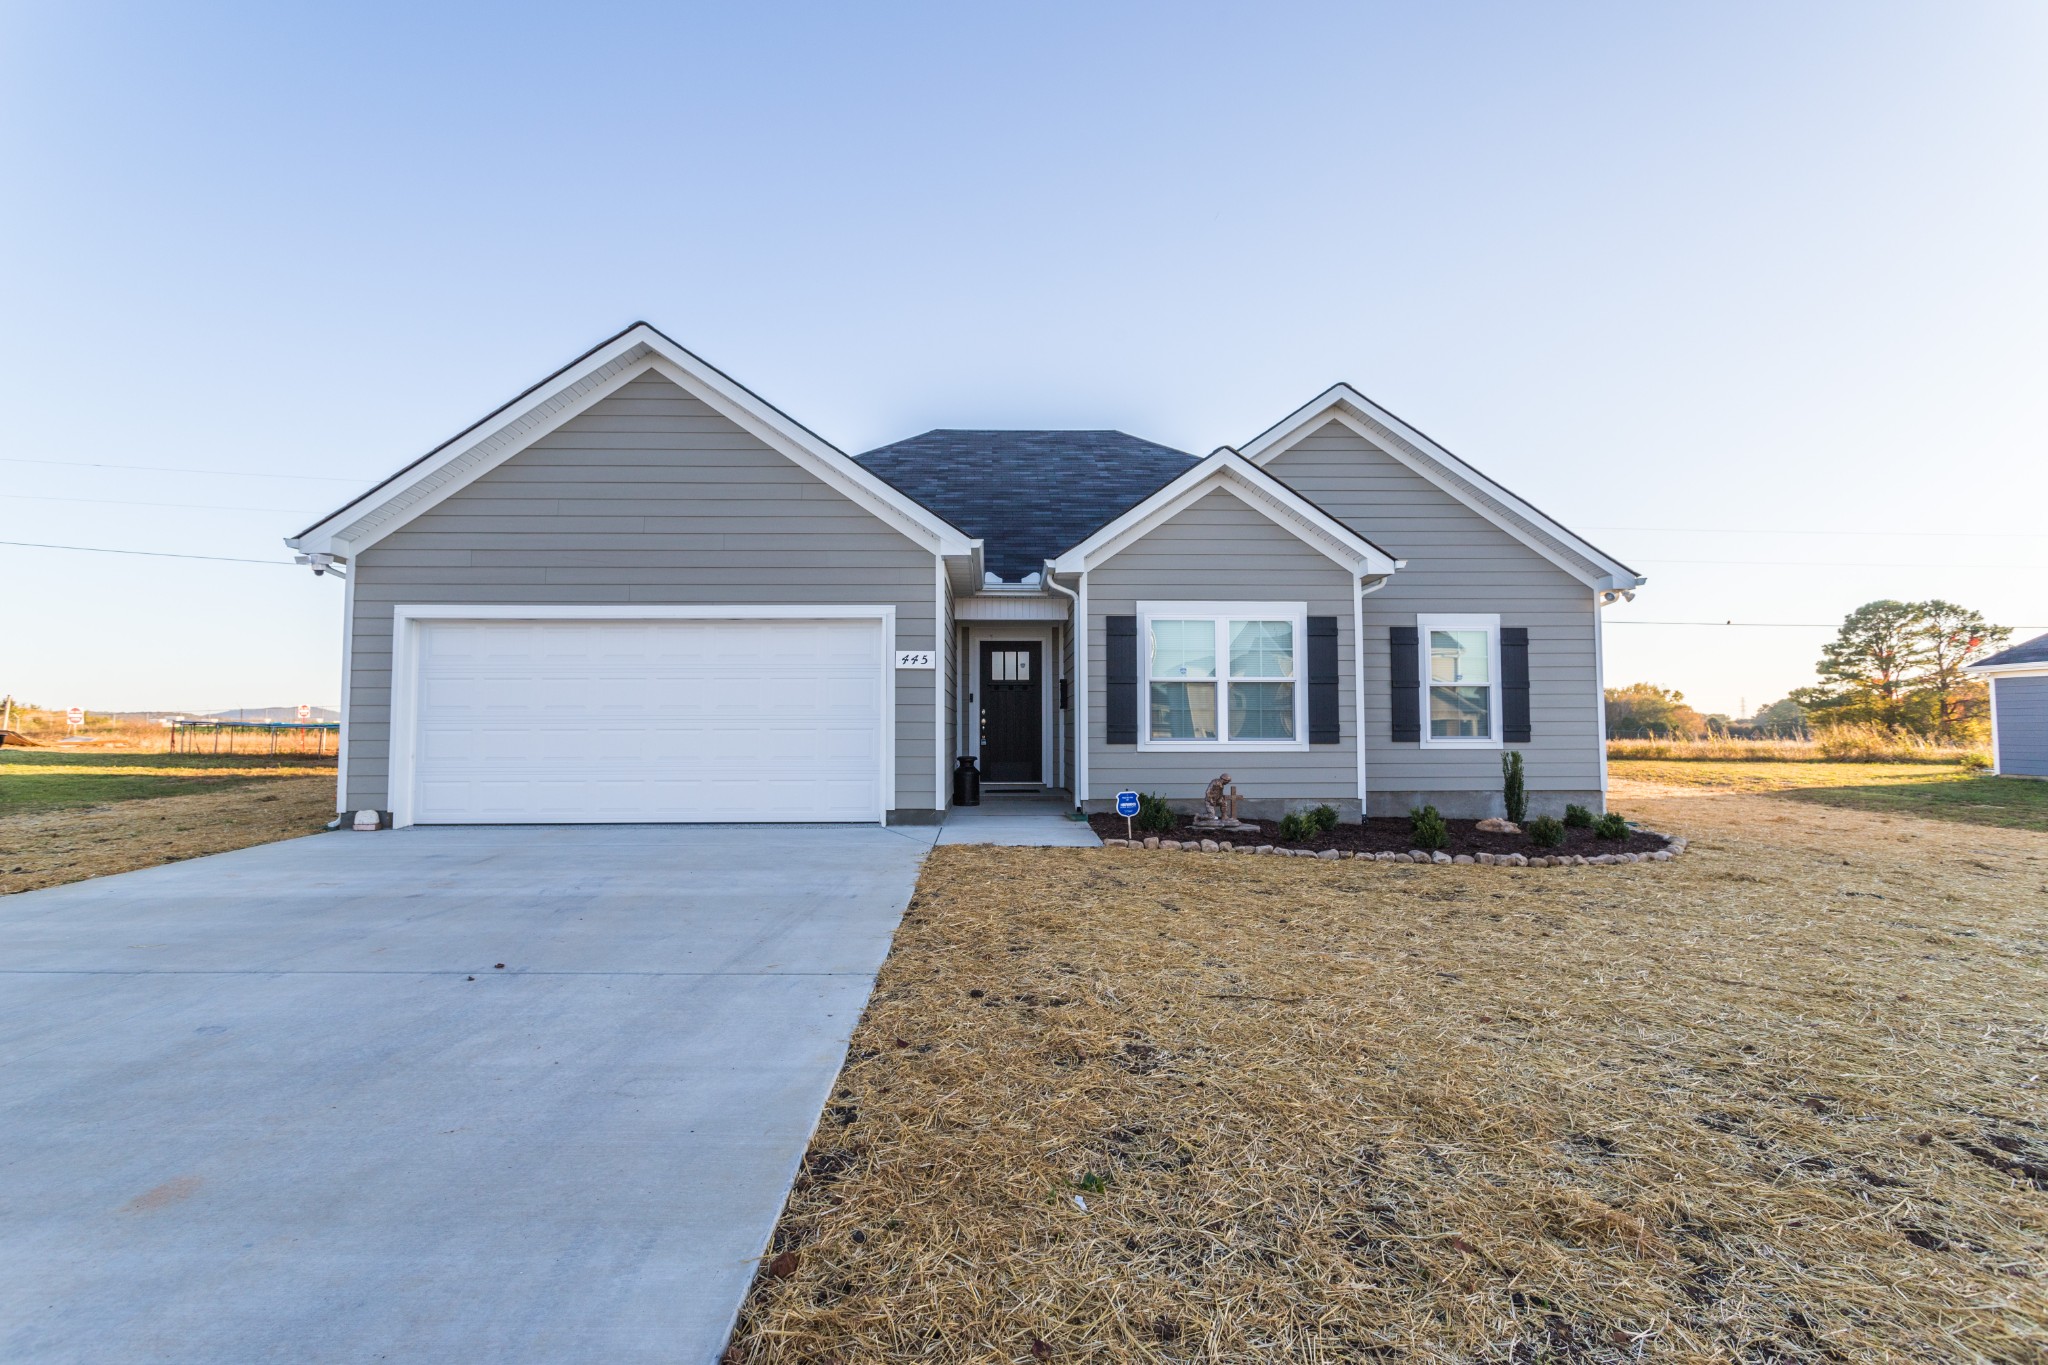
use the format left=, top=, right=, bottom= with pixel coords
left=1748, top=697, right=1808, bottom=738
left=1796, top=600, right=2009, bottom=740
left=1911, top=600, right=2009, bottom=743
left=1796, top=600, right=1926, bottom=729
left=1604, top=683, right=1708, bottom=739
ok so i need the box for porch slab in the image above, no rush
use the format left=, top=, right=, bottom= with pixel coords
left=937, top=791, right=1100, bottom=847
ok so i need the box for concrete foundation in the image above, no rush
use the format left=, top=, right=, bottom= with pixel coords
left=1082, top=795, right=1365, bottom=823
left=1365, top=789, right=1606, bottom=820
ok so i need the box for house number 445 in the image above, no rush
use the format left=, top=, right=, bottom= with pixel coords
left=894, top=651, right=936, bottom=669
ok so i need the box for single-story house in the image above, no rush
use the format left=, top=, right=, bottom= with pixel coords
left=286, top=323, right=1644, bottom=828
left=1968, top=633, right=2048, bottom=777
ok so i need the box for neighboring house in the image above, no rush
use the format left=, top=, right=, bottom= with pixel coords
left=286, top=323, right=1644, bottom=828
left=1968, top=633, right=2048, bottom=778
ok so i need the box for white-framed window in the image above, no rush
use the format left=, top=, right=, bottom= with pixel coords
left=1136, top=601, right=1308, bottom=750
left=1418, top=613, right=1501, bottom=748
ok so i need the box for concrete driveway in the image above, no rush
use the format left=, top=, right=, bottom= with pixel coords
left=0, top=823, right=933, bottom=1364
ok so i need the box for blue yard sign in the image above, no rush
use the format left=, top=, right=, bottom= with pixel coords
left=1115, top=789, right=1140, bottom=839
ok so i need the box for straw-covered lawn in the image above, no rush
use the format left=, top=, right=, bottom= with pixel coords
left=727, top=780, right=2047, bottom=1363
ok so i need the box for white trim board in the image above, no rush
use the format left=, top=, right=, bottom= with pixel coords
left=960, top=623, right=1061, bottom=787
left=335, top=568, right=355, bottom=814
left=287, top=323, right=978, bottom=562
left=1416, top=612, right=1504, bottom=751
left=1989, top=675, right=2004, bottom=776
left=933, top=559, right=948, bottom=812
left=384, top=603, right=897, bottom=829
left=1049, top=450, right=1399, bottom=578
left=1237, top=384, right=1644, bottom=592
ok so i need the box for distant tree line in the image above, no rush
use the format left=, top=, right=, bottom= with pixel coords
left=1606, top=599, right=2009, bottom=745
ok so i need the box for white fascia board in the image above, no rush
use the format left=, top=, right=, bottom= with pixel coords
left=287, top=324, right=977, bottom=560
left=1049, top=452, right=1398, bottom=578
left=1968, top=662, right=2048, bottom=678
left=1239, top=385, right=1645, bottom=591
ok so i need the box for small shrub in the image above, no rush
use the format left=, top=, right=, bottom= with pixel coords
left=1501, top=751, right=1527, bottom=824
left=1594, top=812, right=1630, bottom=840
left=1959, top=751, right=1992, bottom=772
left=1135, top=792, right=1177, bottom=833
left=1563, top=803, right=1594, bottom=829
left=1279, top=810, right=1314, bottom=842
left=1409, top=805, right=1448, bottom=850
left=1309, top=803, right=1340, bottom=832
left=1528, top=815, right=1565, bottom=848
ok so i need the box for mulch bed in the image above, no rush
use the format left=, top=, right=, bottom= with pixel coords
left=1087, top=811, right=1671, bottom=857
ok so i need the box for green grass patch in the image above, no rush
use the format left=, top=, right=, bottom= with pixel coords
left=1612, top=759, right=2048, bottom=832
left=0, top=749, right=335, bottom=814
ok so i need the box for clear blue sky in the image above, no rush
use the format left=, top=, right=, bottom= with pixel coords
left=4, top=2, right=2044, bottom=716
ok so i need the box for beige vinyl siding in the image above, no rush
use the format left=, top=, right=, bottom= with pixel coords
left=343, top=371, right=938, bottom=815
left=1265, top=421, right=1601, bottom=810
left=1087, top=490, right=1357, bottom=805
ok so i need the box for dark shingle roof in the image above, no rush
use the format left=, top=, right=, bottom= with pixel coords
left=1975, top=632, right=2048, bottom=669
left=856, top=430, right=1198, bottom=581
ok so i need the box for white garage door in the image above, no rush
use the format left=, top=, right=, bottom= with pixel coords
left=407, top=617, right=886, bottom=824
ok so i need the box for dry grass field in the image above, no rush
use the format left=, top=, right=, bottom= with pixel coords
left=1617, top=760, right=2048, bottom=833
left=0, top=751, right=335, bottom=893
left=1606, top=726, right=1985, bottom=766
left=727, top=775, right=2048, bottom=1363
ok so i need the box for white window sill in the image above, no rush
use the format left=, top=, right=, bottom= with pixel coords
left=1418, top=738, right=1504, bottom=751
left=1137, top=740, right=1311, bottom=753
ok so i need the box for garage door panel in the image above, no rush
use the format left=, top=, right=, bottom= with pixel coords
left=409, top=617, right=886, bottom=823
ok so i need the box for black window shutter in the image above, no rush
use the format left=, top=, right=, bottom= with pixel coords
left=1501, top=626, right=1531, bottom=744
left=1306, top=616, right=1339, bottom=744
left=1389, top=625, right=1421, bottom=742
left=1105, top=615, right=1138, bottom=744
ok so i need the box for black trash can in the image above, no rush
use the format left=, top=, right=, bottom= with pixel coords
left=952, top=755, right=982, bottom=807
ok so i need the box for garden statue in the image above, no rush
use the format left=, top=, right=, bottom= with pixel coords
left=1193, top=773, right=1258, bottom=833
left=1203, top=772, right=1231, bottom=821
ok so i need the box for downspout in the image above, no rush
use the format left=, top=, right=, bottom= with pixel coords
left=1355, top=573, right=1393, bottom=817
left=1043, top=563, right=1083, bottom=808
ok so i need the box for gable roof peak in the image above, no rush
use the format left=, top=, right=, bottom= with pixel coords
left=286, top=322, right=976, bottom=560
left=1237, top=383, right=1644, bottom=592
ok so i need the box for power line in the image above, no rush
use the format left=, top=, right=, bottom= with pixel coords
left=1584, top=524, right=2046, bottom=539
left=0, top=538, right=296, bottom=566
left=2, top=492, right=316, bottom=514
left=0, top=454, right=363, bottom=482
left=1609, top=619, right=2048, bottom=629
left=1642, top=557, right=2045, bottom=569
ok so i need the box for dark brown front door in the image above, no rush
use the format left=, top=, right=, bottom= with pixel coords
left=979, top=642, right=1043, bottom=784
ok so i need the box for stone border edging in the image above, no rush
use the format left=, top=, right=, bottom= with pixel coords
left=1098, top=831, right=1687, bottom=867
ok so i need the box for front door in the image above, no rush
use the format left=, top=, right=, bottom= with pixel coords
left=979, top=641, right=1043, bottom=784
